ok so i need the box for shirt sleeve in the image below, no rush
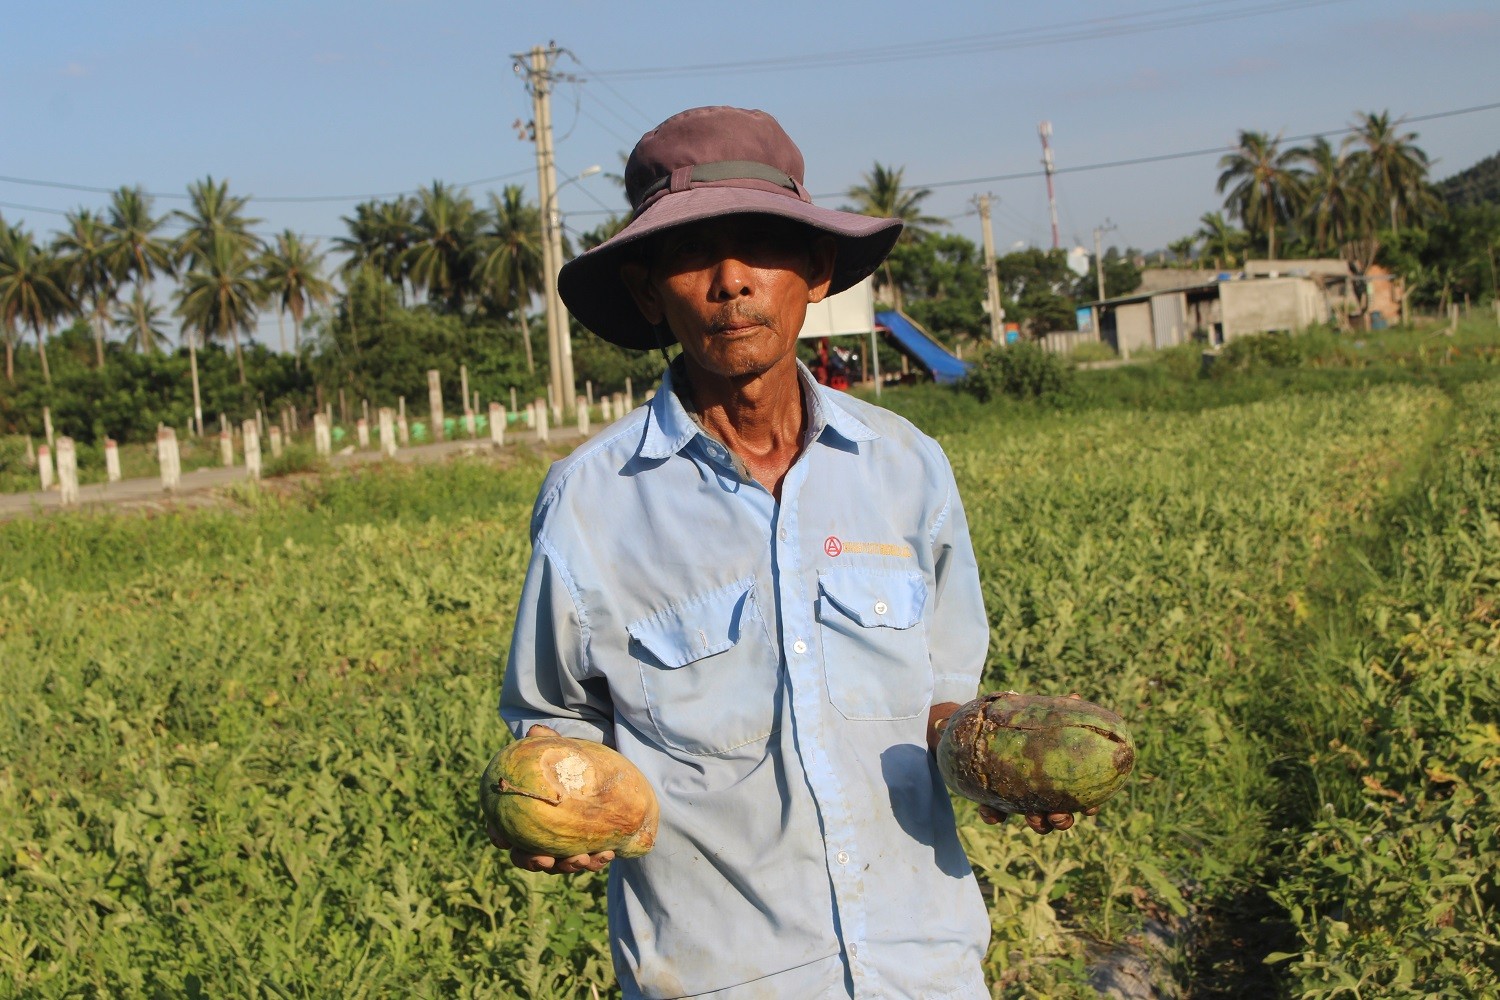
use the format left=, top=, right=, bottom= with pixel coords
left=500, top=534, right=616, bottom=746
left=926, top=444, right=989, bottom=707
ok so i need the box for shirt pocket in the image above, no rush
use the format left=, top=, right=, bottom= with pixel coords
left=627, top=577, right=780, bottom=756
left=816, top=567, right=933, bottom=721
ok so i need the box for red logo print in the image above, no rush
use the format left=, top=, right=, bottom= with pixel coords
left=824, top=536, right=843, bottom=557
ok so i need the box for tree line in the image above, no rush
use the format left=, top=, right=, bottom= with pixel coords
left=1, top=107, right=1495, bottom=447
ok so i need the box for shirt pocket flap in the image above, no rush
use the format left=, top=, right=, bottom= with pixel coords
left=627, top=578, right=758, bottom=669
left=817, top=568, right=926, bottom=630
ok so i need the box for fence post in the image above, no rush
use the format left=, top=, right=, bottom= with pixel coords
left=243, top=419, right=261, bottom=481
left=56, top=437, right=79, bottom=505
left=37, top=445, right=54, bottom=491
left=625, top=378, right=633, bottom=411
left=379, top=407, right=397, bottom=458
left=42, top=407, right=54, bottom=448
left=535, top=399, right=549, bottom=443
left=220, top=426, right=234, bottom=466
left=427, top=370, right=445, bottom=442
left=269, top=426, right=284, bottom=458
left=158, top=428, right=180, bottom=492
left=105, top=439, right=121, bottom=483
left=314, top=413, right=332, bottom=457
left=465, top=409, right=477, bottom=438
left=576, top=396, right=590, bottom=436
left=356, top=418, right=370, bottom=449
left=489, top=403, right=505, bottom=447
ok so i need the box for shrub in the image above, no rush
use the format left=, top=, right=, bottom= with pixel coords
left=958, top=341, right=1075, bottom=402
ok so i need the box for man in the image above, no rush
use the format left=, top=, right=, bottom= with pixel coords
left=495, top=106, right=1081, bottom=999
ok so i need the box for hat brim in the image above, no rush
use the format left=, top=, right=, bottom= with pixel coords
left=558, top=187, right=903, bottom=351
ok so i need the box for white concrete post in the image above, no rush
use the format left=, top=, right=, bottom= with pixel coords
left=256, top=408, right=266, bottom=439
left=601, top=395, right=613, bottom=422
left=535, top=399, right=550, bottom=443
left=379, top=407, right=397, bottom=457
left=625, top=378, right=633, bottom=411
left=356, top=418, right=370, bottom=449
left=56, top=437, right=79, bottom=505
left=427, top=369, right=445, bottom=441
left=398, top=397, right=410, bottom=445
left=220, top=428, right=234, bottom=467
left=37, top=445, right=54, bottom=491
left=465, top=409, right=476, bottom=437
left=269, top=426, right=284, bottom=458
left=157, top=428, right=181, bottom=492
left=314, top=413, right=332, bottom=457
left=586, top=380, right=594, bottom=408
left=489, top=403, right=505, bottom=447
left=361, top=399, right=370, bottom=428
left=42, top=406, right=54, bottom=448
left=243, top=420, right=261, bottom=481
left=104, top=439, right=121, bottom=483
left=524, top=403, right=535, bottom=429
left=576, top=396, right=590, bottom=436
left=24, top=436, right=35, bottom=469
left=613, top=393, right=625, bottom=419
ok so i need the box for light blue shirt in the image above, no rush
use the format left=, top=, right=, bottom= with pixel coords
left=502, top=361, right=991, bottom=999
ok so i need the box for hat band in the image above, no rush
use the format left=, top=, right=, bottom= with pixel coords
left=632, top=160, right=807, bottom=216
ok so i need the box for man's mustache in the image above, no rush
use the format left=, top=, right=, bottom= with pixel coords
left=708, top=308, right=776, bottom=335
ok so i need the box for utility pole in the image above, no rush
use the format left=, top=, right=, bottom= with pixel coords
left=1093, top=219, right=1117, bottom=304
left=1039, top=122, right=1061, bottom=251
left=975, top=194, right=1005, bottom=345
left=516, top=44, right=575, bottom=417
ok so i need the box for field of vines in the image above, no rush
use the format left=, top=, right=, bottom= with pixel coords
left=2, top=366, right=1497, bottom=997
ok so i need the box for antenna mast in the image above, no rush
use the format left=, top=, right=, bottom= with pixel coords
left=1038, top=121, right=1061, bottom=251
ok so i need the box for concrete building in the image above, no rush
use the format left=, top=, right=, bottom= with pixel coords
left=1083, top=274, right=1330, bottom=356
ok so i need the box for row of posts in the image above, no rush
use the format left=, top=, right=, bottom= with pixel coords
left=27, top=368, right=645, bottom=506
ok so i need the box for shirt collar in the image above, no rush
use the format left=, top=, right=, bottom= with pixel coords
left=638, top=359, right=878, bottom=462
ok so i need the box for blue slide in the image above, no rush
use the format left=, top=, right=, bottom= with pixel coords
left=874, top=310, right=971, bottom=385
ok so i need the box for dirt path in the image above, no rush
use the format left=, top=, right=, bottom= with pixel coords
left=0, top=427, right=588, bottom=521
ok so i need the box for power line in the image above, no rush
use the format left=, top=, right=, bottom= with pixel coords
left=588, top=0, right=1352, bottom=80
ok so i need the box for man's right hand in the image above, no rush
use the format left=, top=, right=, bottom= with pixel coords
left=486, top=724, right=615, bottom=875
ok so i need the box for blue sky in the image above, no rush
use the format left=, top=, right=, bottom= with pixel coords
left=3, top=1, right=1496, bottom=342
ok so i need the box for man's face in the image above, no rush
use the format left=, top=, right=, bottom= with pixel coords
left=622, top=215, right=836, bottom=382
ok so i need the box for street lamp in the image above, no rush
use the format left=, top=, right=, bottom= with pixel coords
left=543, top=164, right=602, bottom=418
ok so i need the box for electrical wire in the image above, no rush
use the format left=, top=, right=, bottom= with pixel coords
left=587, top=0, right=1352, bottom=80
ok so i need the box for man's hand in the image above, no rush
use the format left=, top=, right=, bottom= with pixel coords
left=485, top=724, right=615, bottom=875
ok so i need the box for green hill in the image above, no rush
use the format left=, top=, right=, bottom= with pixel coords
left=1437, top=150, right=1500, bottom=207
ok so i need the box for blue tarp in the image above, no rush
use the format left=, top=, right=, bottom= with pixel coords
left=874, top=310, right=971, bottom=385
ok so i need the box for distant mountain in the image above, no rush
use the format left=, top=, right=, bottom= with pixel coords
left=1436, top=152, right=1500, bottom=207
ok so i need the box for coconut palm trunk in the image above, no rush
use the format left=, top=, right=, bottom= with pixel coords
left=188, top=329, right=204, bottom=436
left=515, top=270, right=534, bottom=373
left=34, top=325, right=51, bottom=384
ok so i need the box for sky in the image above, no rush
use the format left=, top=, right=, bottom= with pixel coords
left=2, top=0, right=1497, bottom=345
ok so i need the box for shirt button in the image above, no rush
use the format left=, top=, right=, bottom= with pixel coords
left=873, top=600, right=888, bottom=615
left=778, top=527, right=787, bottom=541
left=793, top=640, right=808, bottom=655
left=836, top=851, right=850, bottom=865
left=848, top=943, right=859, bottom=958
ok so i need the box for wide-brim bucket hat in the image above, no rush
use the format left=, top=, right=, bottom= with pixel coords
left=557, top=106, right=903, bottom=350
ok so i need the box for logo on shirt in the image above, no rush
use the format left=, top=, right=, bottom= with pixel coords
left=824, top=535, right=913, bottom=559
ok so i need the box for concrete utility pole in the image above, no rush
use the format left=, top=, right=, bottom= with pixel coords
left=517, top=44, right=576, bottom=418
left=1093, top=220, right=1118, bottom=304
left=975, top=194, right=1005, bottom=345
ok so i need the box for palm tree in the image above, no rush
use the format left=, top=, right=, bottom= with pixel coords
left=1195, top=212, right=1249, bottom=270
left=1296, top=136, right=1374, bottom=254
left=113, top=287, right=171, bottom=353
left=475, top=185, right=545, bottom=372
left=104, top=186, right=175, bottom=295
left=1166, top=235, right=1199, bottom=265
left=54, top=208, right=120, bottom=369
left=1347, top=111, right=1439, bottom=233
left=260, top=230, right=334, bottom=370
left=1216, top=130, right=1306, bottom=261
left=336, top=196, right=417, bottom=302
left=173, top=175, right=262, bottom=271
left=176, top=232, right=260, bottom=385
left=0, top=218, right=22, bottom=382
left=845, top=163, right=945, bottom=310
left=0, top=224, right=75, bottom=384
left=404, top=181, right=483, bottom=311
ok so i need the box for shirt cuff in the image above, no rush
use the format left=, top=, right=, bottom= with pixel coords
left=502, top=713, right=615, bottom=747
left=932, top=673, right=981, bottom=708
